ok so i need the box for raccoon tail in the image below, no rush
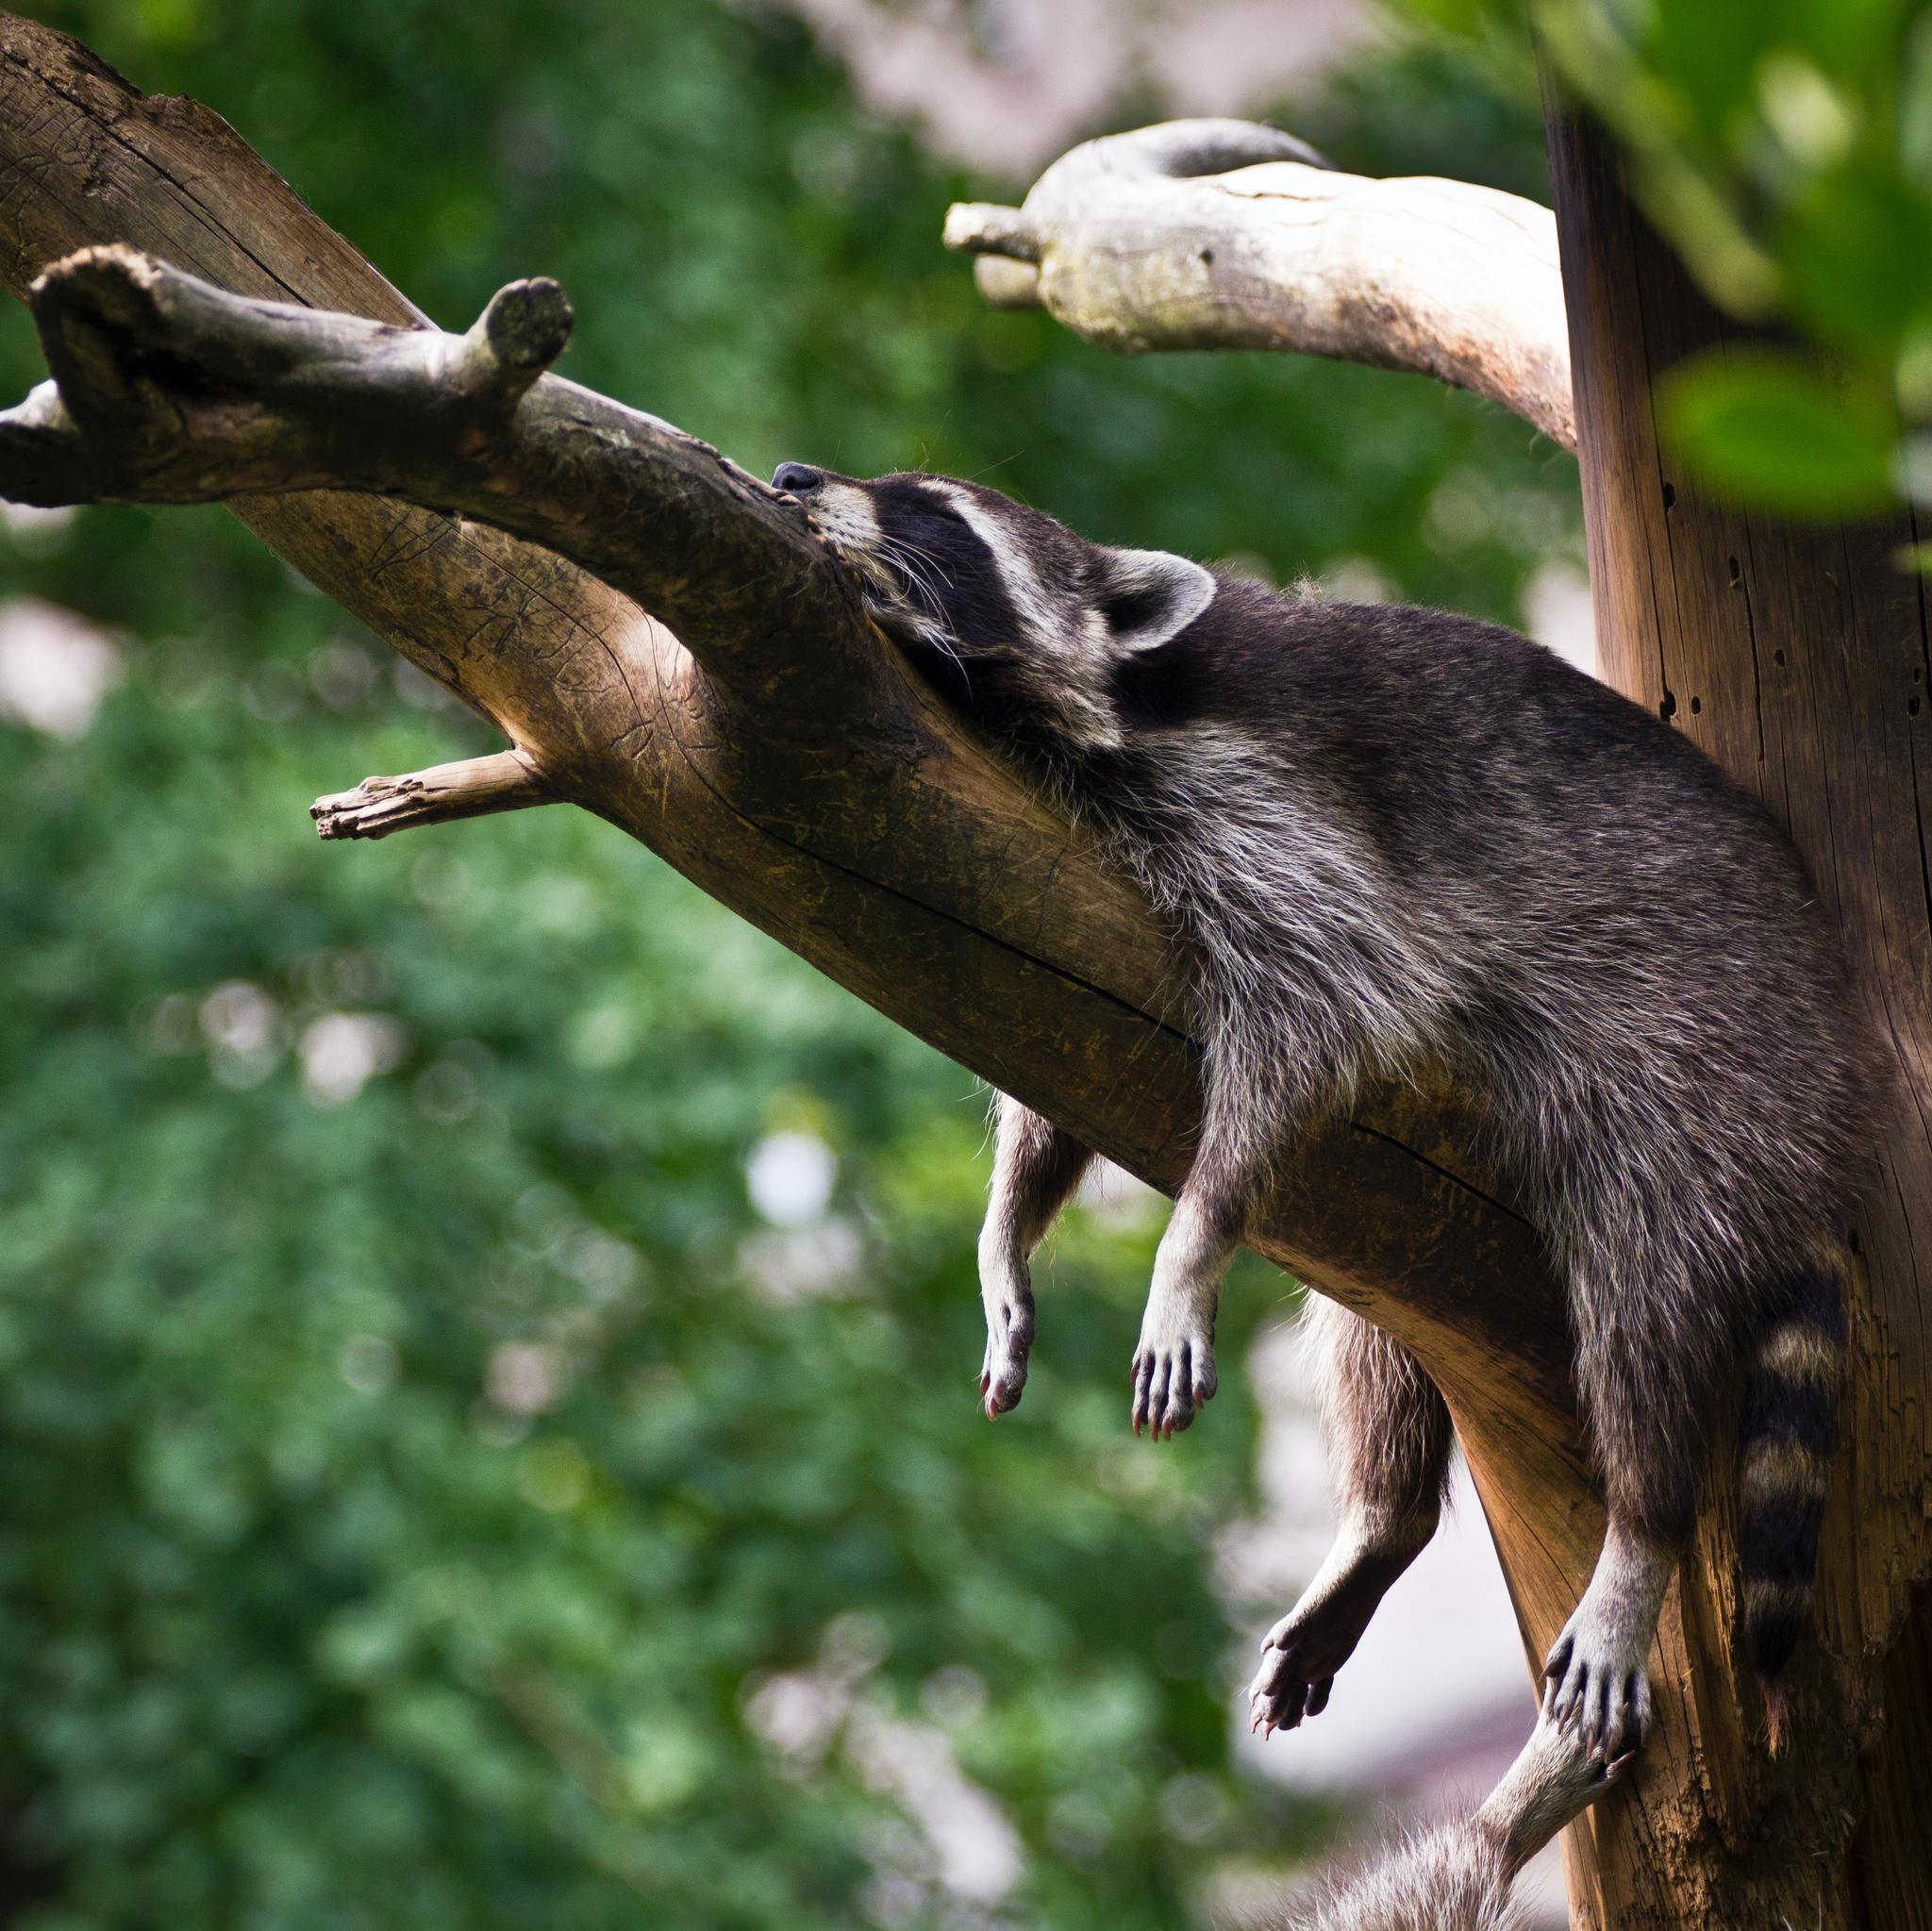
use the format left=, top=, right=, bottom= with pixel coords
left=1739, top=1253, right=1848, bottom=1751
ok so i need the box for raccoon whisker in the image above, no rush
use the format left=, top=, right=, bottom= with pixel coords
left=897, top=535, right=956, bottom=583
left=877, top=549, right=948, bottom=613
left=865, top=540, right=974, bottom=693
left=854, top=572, right=973, bottom=691
left=872, top=525, right=953, bottom=582
left=875, top=534, right=958, bottom=608
left=908, top=618, right=973, bottom=691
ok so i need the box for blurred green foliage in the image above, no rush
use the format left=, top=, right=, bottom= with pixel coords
left=1410, top=0, right=1932, bottom=518
left=0, top=4, right=1579, bottom=1927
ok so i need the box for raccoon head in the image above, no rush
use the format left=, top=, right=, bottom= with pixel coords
left=771, top=462, right=1216, bottom=752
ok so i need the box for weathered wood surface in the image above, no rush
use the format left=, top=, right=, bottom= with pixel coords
left=943, top=118, right=1575, bottom=450
left=8, top=14, right=1923, bottom=1928
left=1546, top=104, right=1932, bottom=1931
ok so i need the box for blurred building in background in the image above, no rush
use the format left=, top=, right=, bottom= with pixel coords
left=757, top=0, right=1374, bottom=173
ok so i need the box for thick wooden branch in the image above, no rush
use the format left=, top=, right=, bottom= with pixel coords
left=1, top=241, right=861, bottom=724
left=945, top=118, right=1575, bottom=451
left=0, top=20, right=1912, bottom=1927
left=0, top=10, right=1620, bottom=1858
left=26, top=20, right=1920, bottom=1928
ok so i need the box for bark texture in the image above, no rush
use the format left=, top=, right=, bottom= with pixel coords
left=1543, top=107, right=1932, bottom=1931
left=0, top=14, right=1923, bottom=1929
left=942, top=118, right=1575, bottom=450
left=956, top=90, right=1932, bottom=1931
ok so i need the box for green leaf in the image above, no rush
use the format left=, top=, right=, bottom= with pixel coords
left=1782, top=162, right=1932, bottom=358
left=1658, top=348, right=1898, bottom=514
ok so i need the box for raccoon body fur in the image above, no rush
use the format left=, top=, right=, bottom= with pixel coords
left=1274, top=1706, right=1624, bottom=1931
left=770, top=459, right=1869, bottom=1765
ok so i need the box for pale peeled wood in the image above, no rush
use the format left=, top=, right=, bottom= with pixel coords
left=944, top=118, right=1575, bottom=450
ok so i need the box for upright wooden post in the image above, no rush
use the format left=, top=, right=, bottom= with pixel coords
left=1546, top=102, right=1932, bottom=1931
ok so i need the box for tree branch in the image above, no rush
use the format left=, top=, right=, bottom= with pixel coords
left=311, top=750, right=552, bottom=841
left=0, top=14, right=1597, bottom=1676
left=1, top=24, right=1906, bottom=1923
left=2, top=241, right=863, bottom=724
left=945, top=118, right=1575, bottom=452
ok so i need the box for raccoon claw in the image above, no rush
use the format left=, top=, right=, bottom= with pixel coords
left=1246, top=1643, right=1333, bottom=1739
left=978, top=1288, right=1036, bottom=1419
left=1129, top=1334, right=1216, bottom=1440
left=1485, top=1703, right=1637, bottom=1854
left=1541, top=1626, right=1653, bottom=1767
left=1244, top=1529, right=1418, bottom=1738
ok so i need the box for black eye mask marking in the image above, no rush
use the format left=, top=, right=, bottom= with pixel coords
left=869, top=482, right=1026, bottom=650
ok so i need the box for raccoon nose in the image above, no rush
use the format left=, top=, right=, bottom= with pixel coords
left=772, top=463, right=823, bottom=496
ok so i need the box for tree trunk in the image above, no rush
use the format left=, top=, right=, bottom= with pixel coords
left=1544, top=104, right=1932, bottom=1931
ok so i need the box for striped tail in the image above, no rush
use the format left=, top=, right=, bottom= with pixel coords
left=1738, top=1255, right=1847, bottom=1748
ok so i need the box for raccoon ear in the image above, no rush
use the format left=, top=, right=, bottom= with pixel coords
left=1091, top=547, right=1216, bottom=652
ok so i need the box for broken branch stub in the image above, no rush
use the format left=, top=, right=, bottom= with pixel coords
left=2, top=23, right=1919, bottom=1921
left=946, top=117, right=1576, bottom=452
left=310, top=750, right=552, bottom=841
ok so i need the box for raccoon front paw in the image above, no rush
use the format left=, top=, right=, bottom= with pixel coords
left=978, top=1277, right=1036, bottom=1419
left=1129, top=1323, right=1216, bottom=1440
left=1245, top=1645, right=1333, bottom=1740
left=1541, top=1611, right=1653, bottom=1766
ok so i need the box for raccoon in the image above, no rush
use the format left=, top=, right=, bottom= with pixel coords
left=770, top=459, right=1869, bottom=1765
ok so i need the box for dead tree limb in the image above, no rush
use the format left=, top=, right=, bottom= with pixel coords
left=310, top=750, right=551, bottom=841
left=943, top=118, right=1576, bottom=450
left=0, top=17, right=1586, bottom=1523
left=1, top=245, right=866, bottom=723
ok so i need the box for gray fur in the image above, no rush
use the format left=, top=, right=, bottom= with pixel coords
left=1268, top=1706, right=1625, bottom=1930
left=1304, top=1297, right=1455, bottom=1529
left=1278, top=1822, right=1519, bottom=1931
left=977, top=1098, right=1093, bottom=1413
left=773, top=461, right=1871, bottom=1772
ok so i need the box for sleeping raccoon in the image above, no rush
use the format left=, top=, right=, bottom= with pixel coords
left=770, top=459, right=1869, bottom=1770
